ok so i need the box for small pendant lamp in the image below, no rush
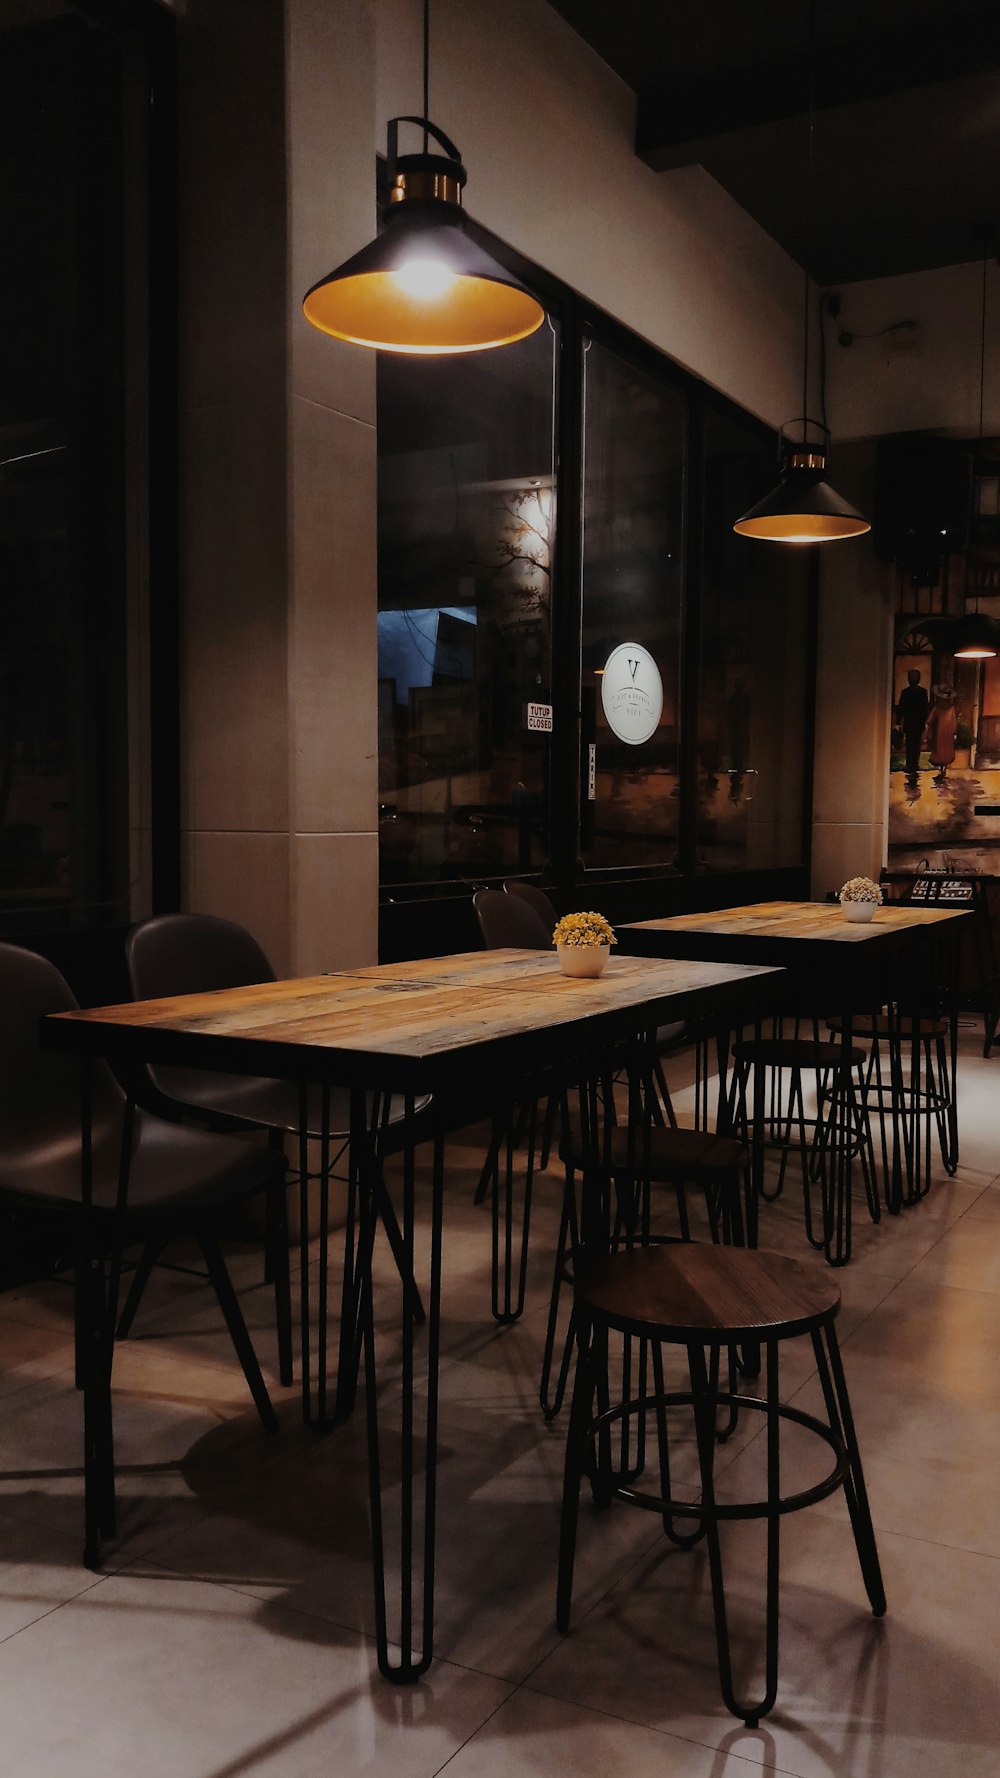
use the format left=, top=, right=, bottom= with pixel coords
left=302, top=1, right=544, bottom=356
left=734, top=2, right=869, bottom=544
left=953, top=240, right=998, bottom=660
left=734, top=419, right=870, bottom=543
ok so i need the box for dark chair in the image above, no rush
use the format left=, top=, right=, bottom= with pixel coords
left=504, top=880, right=558, bottom=940
left=124, top=914, right=427, bottom=1392
left=542, top=1066, right=747, bottom=1419
left=558, top=1242, right=885, bottom=1726
left=473, top=887, right=552, bottom=950
left=0, top=941, right=284, bottom=1441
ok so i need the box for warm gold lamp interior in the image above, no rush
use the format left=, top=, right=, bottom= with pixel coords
left=733, top=511, right=872, bottom=543
left=303, top=268, right=544, bottom=355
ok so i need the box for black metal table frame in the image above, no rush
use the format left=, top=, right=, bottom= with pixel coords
left=46, top=959, right=783, bottom=1684
left=620, top=913, right=967, bottom=1266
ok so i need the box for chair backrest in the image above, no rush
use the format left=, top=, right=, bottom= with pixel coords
left=0, top=942, right=122, bottom=1193
left=473, top=887, right=552, bottom=950
left=504, top=880, right=557, bottom=939
left=126, top=914, right=278, bottom=1114
left=126, top=913, right=276, bottom=1001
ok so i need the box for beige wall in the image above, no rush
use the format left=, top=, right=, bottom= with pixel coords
left=828, top=259, right=1000, bottom=443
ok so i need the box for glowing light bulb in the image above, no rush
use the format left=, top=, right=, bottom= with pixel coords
left=390, top=258, right=457, bottom=300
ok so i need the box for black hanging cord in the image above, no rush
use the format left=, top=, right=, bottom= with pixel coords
left=801, top=0, right=816, bottom=434
left=818, top=289, right=829, bottom=434
left=971, top=241, right=989, bottom=614
left=978, top=245, right=987, bottom=455
left=423, top=0, right=429, bottom=152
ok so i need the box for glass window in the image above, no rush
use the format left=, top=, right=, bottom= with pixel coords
left=0, top=11, right=131, bottom=936
left=696, top=409, right=809, bottom=873
left=580, top=336, right=685, bottom=872
left=377, top=320, right=557, bottom=887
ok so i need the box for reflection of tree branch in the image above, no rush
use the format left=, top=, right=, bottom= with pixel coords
left=493, top=492, right=553, bottom=582
left=496, top=539, right=549, bottom=576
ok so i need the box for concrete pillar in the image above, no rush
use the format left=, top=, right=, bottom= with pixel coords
left=176, top=0, right=379, bottom=974
left=286, top=0, right=379, bottom=975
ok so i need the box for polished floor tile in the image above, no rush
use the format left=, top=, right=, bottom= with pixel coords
left=0, top=1567, right=512, bottom=1778
left=0, top=1026, right=997, bottom=1774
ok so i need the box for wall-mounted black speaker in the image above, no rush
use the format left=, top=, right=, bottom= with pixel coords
left=874, top=433, right=971, bottom=586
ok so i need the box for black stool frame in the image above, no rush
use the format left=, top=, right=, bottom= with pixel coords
left=558, top=1300, right=886, bottom=1726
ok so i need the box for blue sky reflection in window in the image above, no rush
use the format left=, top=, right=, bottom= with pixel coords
left=378, top=606, right=476, bottom=704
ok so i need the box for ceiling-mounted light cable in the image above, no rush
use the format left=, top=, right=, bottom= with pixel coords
left=302, top=0, right=544, bottom=354
left=954, top=237, right=998, bottom=659
left=734, top=0, right=869, bottom=544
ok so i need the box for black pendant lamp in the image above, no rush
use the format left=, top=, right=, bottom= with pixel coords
left=734, top=419, right=869, bottom=543
left=953, top=241, right=998, bottom=660
left=951, top=610, right=998, bottom=659
left=303, top=1, right=544, bottom=356
left=734, top=4, right=869, bottom=544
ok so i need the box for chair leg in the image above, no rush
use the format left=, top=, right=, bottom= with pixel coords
left=197, top=1230, right=278, bottom=1432
left=540, top=1164, right=579, bottom=1420
left=376, top=1180, right=426, bottom=1326
left=539, top=1091, right=558, bottom=1171
left=265, top=1179, right=294, bottom=1387
left=115, top=1234, right=170, bottom=1341
left=473, top=1121, right=502, bottom=1207
left=556, top=1310, right=596, bottom=1632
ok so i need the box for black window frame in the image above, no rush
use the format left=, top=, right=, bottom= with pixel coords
left=378, top=218, right=817, bottom=960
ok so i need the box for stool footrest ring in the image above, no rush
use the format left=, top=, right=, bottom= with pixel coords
left=587, top=1389, right=848, bottom=1519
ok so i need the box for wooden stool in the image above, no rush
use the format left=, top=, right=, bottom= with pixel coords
left=731, top=1032, right=880, bottom=1263
left=540, top=1119, right=746, bottom=1420
left=827, top=1011, right=957, bottom=1202
left=557, top=1243, right=885, bottom=1726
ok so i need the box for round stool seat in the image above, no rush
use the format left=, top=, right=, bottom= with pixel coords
left=827, top=1013, right=948, bottom=1040
left=733, top=1037, right=867, bottom=1069
left=560, top=1121, right=743, bottom=1177
left=574, top=1242, right=841, bottom=1343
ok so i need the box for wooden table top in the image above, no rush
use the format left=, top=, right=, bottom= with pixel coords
left=623, top=900, right=970, bottom=945
left=43, top=949, right=783, bottom=1092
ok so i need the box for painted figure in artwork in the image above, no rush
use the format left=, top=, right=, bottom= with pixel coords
left=925, top=682, right=957, bottom=784
left=896, top=668, right=930, bottom=780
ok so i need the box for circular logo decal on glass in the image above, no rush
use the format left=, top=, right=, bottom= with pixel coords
left=600, top=642, right=663, bottom=746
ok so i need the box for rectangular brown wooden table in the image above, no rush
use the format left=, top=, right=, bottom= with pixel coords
left=619, top=901, right=970, bottom=1263
left=44, top=946, right=783, bottom=1683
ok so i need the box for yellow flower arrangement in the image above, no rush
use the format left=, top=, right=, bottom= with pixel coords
left=551, top=910, right=617, bottom=949
left=837, top=876, right=883, bottom=905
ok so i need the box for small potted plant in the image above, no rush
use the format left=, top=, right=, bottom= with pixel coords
left=551, top=910, right=617, bottom=977
left=837, top=876, right=883, bottom=924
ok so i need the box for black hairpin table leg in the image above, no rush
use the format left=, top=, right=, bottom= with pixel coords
left=365, top=1099, right=444, bottom=1682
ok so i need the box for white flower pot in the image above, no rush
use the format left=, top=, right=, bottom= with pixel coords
left=841, top=900, right=877, bottom=922
left=557, top=943, right=610, bottom=977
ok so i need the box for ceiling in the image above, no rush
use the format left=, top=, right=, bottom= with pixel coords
left=551, top=0, right=1000, bottom=286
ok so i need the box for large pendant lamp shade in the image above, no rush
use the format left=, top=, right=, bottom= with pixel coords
left=303, top=105, right=545, bottom=355
left=734, top=423, right=870, bottom=543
